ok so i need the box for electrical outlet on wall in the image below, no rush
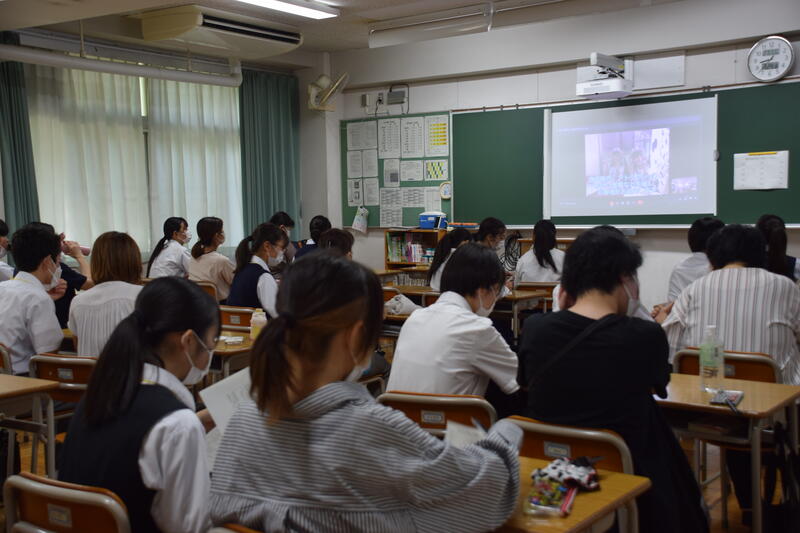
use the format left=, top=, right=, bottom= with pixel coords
left=377, top=92, right=384, bottom=105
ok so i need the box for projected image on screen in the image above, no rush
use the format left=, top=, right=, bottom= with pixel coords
left=584, top=129, right=671, bottom=197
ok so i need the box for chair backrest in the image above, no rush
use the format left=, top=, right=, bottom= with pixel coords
left=209, top=526, right=263, bottom=533
left=382, top=286, right=401, bottom=303
left=29, top=355, right=97, bottom=403
left=508, top=415, right=634, bottom=474
left=0, top=343, right=12, bottom=375
left=220, top=305, right=255, bottom=332
left=377, top=391, right=497, bottom=437
left=421, top=292, right=440, bottom=307
left=674, top=348, right=779, bottom=383
left=194, top=280, right=219, bottom=301
left=3, top=472, right=131, bottom=533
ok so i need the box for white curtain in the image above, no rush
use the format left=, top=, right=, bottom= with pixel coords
left=147, top=79, right=244, bottom=248
left=25, top=65, right=150, bottom=250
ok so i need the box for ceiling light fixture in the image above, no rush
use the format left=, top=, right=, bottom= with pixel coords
left=234, top=0, right=339, bottom=20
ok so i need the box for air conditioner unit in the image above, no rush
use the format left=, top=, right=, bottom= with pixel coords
left=138, top=5, right=302, bottom=60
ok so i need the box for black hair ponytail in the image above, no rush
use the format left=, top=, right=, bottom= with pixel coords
left=757, top=214, right=788, bottom=276
left=147, top=217, right=187, bottom=276
left=235, top=223, right=289, bottom=274
left=427, top=228, right=471, bottom=284
left=533, top=219, right=558, bottom=272
left=191, top=216, right=224, bottom=259
left=83, top=277, right=219, bottom=426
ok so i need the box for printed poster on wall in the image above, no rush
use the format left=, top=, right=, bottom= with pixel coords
left=347, top=179, right=363, bottom=207
left=383, top=159, right=400, bottom=187
left=362, top=149, right=379, bottom=177
left=425, top=114, right=449, bottom=157
left=346, top=151, right=362, bottom=178
left=378, top=118, right=401, bottom=159
left=401, top=116, right=425, bottom=158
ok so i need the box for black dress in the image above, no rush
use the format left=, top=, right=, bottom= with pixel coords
left=520, top=311, right=708, bottom=533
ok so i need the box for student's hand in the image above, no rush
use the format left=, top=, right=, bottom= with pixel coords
left=63, top=240, right=83, bottom=258
left=196, top=409, right=216, bottom=433
left=48, top=279, right=67, bottom=301
left=653, top=301, right=674, bottom=324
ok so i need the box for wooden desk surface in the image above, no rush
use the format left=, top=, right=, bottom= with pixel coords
left=657, top=373, right=800, bottom=419
left=0, top=374, right=59, bottom=400
left=390, top=285, right=550, bottom=302
left=214, top=331, right=255, bottom=357
left=500, top=457, right=651, bottom=533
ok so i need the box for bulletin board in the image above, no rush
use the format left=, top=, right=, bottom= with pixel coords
left=340, top=112, right=453, bottom=228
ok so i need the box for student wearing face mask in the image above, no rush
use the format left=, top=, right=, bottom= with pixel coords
left=147, top=217, right=191, bottom=278
left=0, top=218, right=13, bottom=281
left=227, top=223, right=288, bottom=318
left=59, top=277, right=217, bottom=533
left=386, top=243, right=519, bottom=397
left=0, top=223, right=65, bottom=374
left=267, top=211, right=297, bottom=278
left=520, top=226, right=707, bottom=533
left=210, top=253, right=522, bottom=532
left=188, top=217, right=234, bottom=302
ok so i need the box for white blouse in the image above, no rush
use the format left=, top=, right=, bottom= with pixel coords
left=514, top=248, right=565, bottom=286
left=188, top=251, right=235, bottom=301
left=68, top=281, right=143, bottom=357
left=429, top=250, right=454, bottom=292
left=149, top=240, right=191, bottom=278
left=251, top=255, right=278, bottom=318
left=0, top=260, right=13, bottom=282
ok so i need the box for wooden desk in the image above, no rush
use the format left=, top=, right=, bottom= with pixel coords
left=0, top=374, right=60, bottom=478
left=656, top=373, right=800, bottom=533
left=500, top=456, right=651, bottom=533
left=214, top=331, right=255, bottom=378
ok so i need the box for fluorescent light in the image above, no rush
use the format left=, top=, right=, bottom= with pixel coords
left=234, top=0, right=339, bottom=19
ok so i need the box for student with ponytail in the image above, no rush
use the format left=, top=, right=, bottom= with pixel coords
left=427, top=227, right=472, bottom=291
left=209, top=252, right=522, bottom=532
left=757, top=213, right=798, bottom=281
left=188, top=216, right=235, bottom=301
left=514, top=219, right=564, bottom=285
left=227, top=222, right=288, bottom=317
left=59, top=277, right=219, bottom=533
left=147, top=217, right=191, bottom=278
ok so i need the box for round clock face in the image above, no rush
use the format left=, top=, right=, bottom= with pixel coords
left=748, top=35, right=794, bottom=82
left=439, top=181, right=452, bottom=199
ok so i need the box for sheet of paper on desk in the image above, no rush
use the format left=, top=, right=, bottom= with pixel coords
left=445, top=420, right=487, bottom=449
left=733, top=150, right=789, bottom=190
left=198, top=368, right=251, bottom=434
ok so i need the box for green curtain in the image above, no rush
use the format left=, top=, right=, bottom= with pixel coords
left=239, top=69, right=299, bottom=237
left=0, top=31, right=40, bottom=233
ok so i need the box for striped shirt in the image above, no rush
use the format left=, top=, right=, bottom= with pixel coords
left=662, top=267, right=800, bottom=384
left=209, top=381, right=522, bottom=533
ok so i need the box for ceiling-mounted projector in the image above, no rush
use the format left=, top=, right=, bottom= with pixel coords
left=576, top=52, right=633, bottom=100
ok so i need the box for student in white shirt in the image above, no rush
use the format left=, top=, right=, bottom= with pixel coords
left=188, top=217, right=234, bottom=302
left=147, top=217, right=191, bottom=278
left=388, top=242, right=519, bottom=397
left=209, top=253, right=522, bottom=532
left=427, top=228, right=472, bottom=291
left=515, top=219, right=564, bottom=286
left=665, top=216, right=724, bottom=302
left=0, top=224, right=64, bottom=374
left=227, top=223, right=288, bottom=317
left=0, top=218, right=13, bottom=281
left=59, top=277, right=217, bottom=533
left=68, top=232, right=144, bottom=357
left=267, top=211, right=296, bottom=279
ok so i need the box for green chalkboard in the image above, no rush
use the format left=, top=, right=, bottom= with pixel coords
left=340, top=112, right=452, bottom=228
left=452, top=82, right=800, bottom=226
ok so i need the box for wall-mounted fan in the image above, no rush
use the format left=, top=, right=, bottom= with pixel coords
left=308, top=72, right=348, bottom=111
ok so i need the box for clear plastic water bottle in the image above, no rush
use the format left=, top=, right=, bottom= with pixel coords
left=699, top=325, right=724, bottom=393
left=250, top=308, right=267, bottom=340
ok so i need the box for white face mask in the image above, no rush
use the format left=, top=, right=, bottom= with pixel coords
left=622, top=276, right=641, bottom=317
left=182, top=331, right=214, bottom=386
left=183, top=231, right=193, bottom=243
left=345, top=353, right=370, bottom=382
left=0, top=246, right=6, bottom=260
left=45, top=260, right=62, bottom=291
left=268, top=250, right=285, bottom=267
left=476, top=288, right=497, bottom=317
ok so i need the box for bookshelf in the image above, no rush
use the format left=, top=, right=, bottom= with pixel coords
left=384, top=229, right=446, bottom=270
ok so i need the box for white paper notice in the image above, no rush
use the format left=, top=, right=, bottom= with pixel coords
left=347, top=151, right=362, bottom=178
left=384, top=159, right=400, bottom=187
left=198, top=368, right=252, bottom=434
left=402, top=187, right=426, bottom=208
left=364, top=177, right=379, bottom=206
left=347, top=122, right=365, bottom=150
left=362, top=149, right=378, bottom=177
left=400, top=160, right=423, bottom=182
left=380, top=207, right=402, bottom=227
left=352, top=206, right=369, bottom=234
left=733, top=151, right=789, bottom=190
left=378, top=118, right=401, bottom=159
left=363, top=120, right=377, bottom=149
left=425, top=114, right=450, bottom=157
left=425, top=187, right=442, bottom=212
left=347, top=178, right=363, bottom=206
left=380, top=187, right=402, bottom=209
left=401, top=116, right=425, bottom=158
left=425, top=159, right=449, bottom=181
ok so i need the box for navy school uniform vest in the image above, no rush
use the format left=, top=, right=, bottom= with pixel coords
left=227, top=262, right=268, bottom=309
left=58, top=385, right=187, bottom=533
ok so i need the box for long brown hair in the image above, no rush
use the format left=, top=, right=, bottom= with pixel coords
left=249, top=252, right=382, bottom=421
left=191, top=217, right=224, bottom=259
left=91, top=232, right=142, bottom=285
left=756, top=214, right=788, bottom=276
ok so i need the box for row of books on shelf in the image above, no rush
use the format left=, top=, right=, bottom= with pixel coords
left=386, top=234, right=435, bottom=264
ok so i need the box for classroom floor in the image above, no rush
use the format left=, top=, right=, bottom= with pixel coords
left=0, top=437, right=751, bottom=532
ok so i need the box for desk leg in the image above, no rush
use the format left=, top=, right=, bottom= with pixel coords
left=750, top=420, right=762, bottom=533
left=30, top=396, right=41, bottom=476
left=45, top=395, right=55, bottom=478
left=788, top=401, right=799, bottom=454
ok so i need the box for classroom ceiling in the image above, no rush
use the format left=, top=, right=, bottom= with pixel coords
left=0, top=0, right=681, bottom=58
